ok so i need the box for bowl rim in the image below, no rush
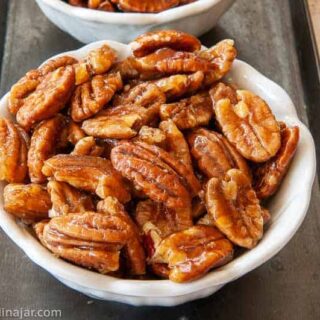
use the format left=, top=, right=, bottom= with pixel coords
left=0, top=40, right=316, bottom=299
left=36, top=0, right=225, bottom=25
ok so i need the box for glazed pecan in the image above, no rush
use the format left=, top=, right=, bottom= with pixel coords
left=160, top=91, right=212, bottom=129
left=191, top=197, right=206, bottom=219
left=253, top=123, right=299, bottom=199
left=47, top=180, right=94, bottom=217
left=42, top=154, right=131, bottom=203
left=151, top=225, right=233, bottom=282
left=131, top=30, right=201, bottom=57
left=71, top=136, right=104, bottom=156
left=136, top=126, right=167, bottom=147
left=71, top=72, right=123, bottom=122
left=88, top=0, right=115, bottom=10
left=67, top=120, right=86, bottom=145
left=199, top=40, right=237, bottom=86
left=159, top=120, right=193, bottom=170
left=0, top=118, right=29, bottom=183
left=4, top=183, right=51, bottom=221
left=111, top=141, right=201, bottom=208
left=74, top=44, right=117, bottom=85
left=15, top=65, right=75, bottom=131
left=153, top=71, right=204, bottom=100
left=204, top=169, right=264, bottom=248
left=112, top=0, right=179, bottom=12
left=188, top=128, right=251, bottom=180
left=135, top=199, right=193, bottom=238
left=28, top=115, right=66, bottom=183
left=212, top=88, right=281, bottom=162
left=97, top=197, right=146, bottom=275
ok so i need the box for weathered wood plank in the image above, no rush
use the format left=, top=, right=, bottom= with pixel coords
left=0, top=0, right=8, bottom=73
left=0, top=0, right=319, bottom=319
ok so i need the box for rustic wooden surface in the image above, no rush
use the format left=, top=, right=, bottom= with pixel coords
left=307, top=0, right=320, bottom=55
left=0, top=0, right=320, bottom=319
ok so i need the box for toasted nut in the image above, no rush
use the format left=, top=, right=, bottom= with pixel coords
left=28, top=115, right=67, bottom=183
left=42, top=154, right=131, bottom=203
left=111, top=141, right=201, bottom=208
left=97, top=197, right=146, bottom=275
left=71, top=72, right=123, bottom=122
left=160, top=92, right=212, bottom=129
left=212, top=88, right=281, bottom=162
left=71, top=136, right=104, bottom=156
left=152, top=225, right=233, bottom=282
left=47, top=181, right=94, bottom=217
left=113, top=0, right=179, bottom=12
left=204, top=169, right=264, bottom=249
left=188, top=128, right=251, bottom=180
left=136, top=126, right=167, bottom=147
left=131, top=30, right=201, bottom=57
left=4, top=183, right=51, bottom=221
left=0, top=118, right=29, bottom=183
left=253, top=123, right=299, bottom=199
left=67, top=120, right=86, bottom=145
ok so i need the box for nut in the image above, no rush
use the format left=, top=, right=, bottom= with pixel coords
left=0, top=118, right=29, bottom=183
left=204, top=169, right=264, bottom=248
left=4, top=183, right=51, bottom=221
left=71, top=136, right=104, bottom=157
left=112, top=0, right=179, bottom=13
left=42, top=154, right=131, bottom=203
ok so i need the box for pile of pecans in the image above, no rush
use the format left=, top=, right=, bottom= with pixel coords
left=1, top=30, right=299, bottom=282
left=67, top=0, right=196, bottom=13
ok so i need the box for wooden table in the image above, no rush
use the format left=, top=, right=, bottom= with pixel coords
left=0, top=0, right=320, bottom=319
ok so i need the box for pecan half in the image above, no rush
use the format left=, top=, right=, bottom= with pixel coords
left=111, top=141, right=201, bottom=208
left=253, top=123, right=299, bottom=199
left=160, top=92, right=213, bottom=129
left=4, top=183, right=51, bottom=221
left=112, top=0, right=179, bottom=13
left=212, top=88, right=281, bottom=162
left=131, top=30, right=201, bottom=57
left=47, top=180, right=94, bottom=217
left=71, top=136, right=104, bottom=156
left=0, top=118, right=29, bottom=183
left=152, top=225, right=233, bottom=282
left=188, top=128, right=251, bottom=180
left=67, top=120, right=87, bottom=145
left=136, top=126, right=166, bottom=147
left=42, top=154, right=131, bottom=203
left=28, top=115, right=67, bottom=183
left=204, top=169, right=264, bottom=248
left=97, top=197, right=146, bottom=275
left=16, top=65, right=75, bottom=131
left=71, top=72, right=123, bottom=122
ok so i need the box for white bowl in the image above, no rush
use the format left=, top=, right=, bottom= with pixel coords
left=0, top=40, right=316, bottom=306
left=35, top=0, right=235, bottom=43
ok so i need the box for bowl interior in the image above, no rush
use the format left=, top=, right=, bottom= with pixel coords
left=0, top=40, right=316, bottom=299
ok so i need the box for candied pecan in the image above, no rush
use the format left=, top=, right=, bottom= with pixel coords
left=9, top=56, right=77, bottom=115
left=160, top=91, right=212, bottom=129
left=199, top=40, right=237, bottom=86
left=212, top=88, right=281, bottom=162
left=192, top=197, right=206, bottom=219
left=67, top=120, right=86, bottom=145
left=136, top=126, right=166, bottom=147
left=151, top=225, right=233, bottom=282
left=131, top=30, right=201, bottom=58
left=204, top=169, right=264, bottom=248
left=16, top=66, right=75, bottom=131
left=71, top=72, right=123, bottom=122
left=0, top=118, right=29, bottom=183
left=253, top=123, right=299, bottom=199
left=42, top=154, right=131, bottom=203
left=68, top=0, right=86, bottom=6
left=261, top=207, right=271, bottom=225
left=210, top=82, right=238, bottom=105
left=111, top=141, right=201, bottom=208
left=47, top=181, right=94, bottom=217
left=88, top=0, right=115, bottom=10
left=4, top=183, right=51, bottom=221
left=71, top=136, right=104, bottom=156
left=112, top=0, right=179, bottom=13
left=153, top=71, right=204, bottom=100
left=28, top=115, right=67, bottom=183
left=159, top=120, right=193, bottom=170
left=97, top=197, right=146, bottom=275
left=113, top=82, right=165, bottom=108
left=135, top=199, right=193, bottom=238
left=188, top=128, right=251, bottom=180
left=150, top=263, right=170, bottom=279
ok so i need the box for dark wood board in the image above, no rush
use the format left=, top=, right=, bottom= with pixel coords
left=0, top=0, right=319, bottom=319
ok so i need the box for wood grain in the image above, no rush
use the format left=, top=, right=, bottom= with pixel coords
left=307, top=0, right=320, bottom=55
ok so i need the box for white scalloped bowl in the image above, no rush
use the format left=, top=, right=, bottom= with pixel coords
left=35, top=0, right=235, bottom=43
left=0, top=40, right=316, bottom=306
